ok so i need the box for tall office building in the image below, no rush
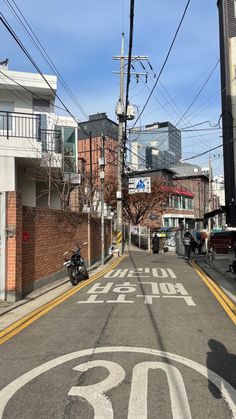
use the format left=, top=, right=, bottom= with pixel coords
left=129, top=121, right=181, bottom=171
left=217, top=0, right=236, bottom=225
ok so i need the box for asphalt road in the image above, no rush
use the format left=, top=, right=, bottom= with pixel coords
left=0, top=249, right=236, bottom=418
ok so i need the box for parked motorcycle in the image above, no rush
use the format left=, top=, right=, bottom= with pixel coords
left=63, top=242, right=89, bottom=286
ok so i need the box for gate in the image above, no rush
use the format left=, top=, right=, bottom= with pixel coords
left=0, top=192, right=6, bottom=300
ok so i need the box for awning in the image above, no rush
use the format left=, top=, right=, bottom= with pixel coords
left=204, top=206, right=226, bottom=219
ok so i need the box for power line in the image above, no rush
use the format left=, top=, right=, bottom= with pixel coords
left=0, top=12, right=80, bottom=123
left=155, top=58, right=220, bottom=151
left=0, top=13, right=113, bottom=161
left=132, top=0, right=191, bottom=128
left=3, top=0, right=88, bottom=120
left=129, top=62, right=219, bottom=151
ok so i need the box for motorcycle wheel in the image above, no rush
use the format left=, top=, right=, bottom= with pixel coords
left=69, top=266, right=80, bottom=286
left=82, top=268, right=89, bottom=279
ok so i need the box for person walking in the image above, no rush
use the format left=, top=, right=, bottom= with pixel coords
left=152, top=233, right=160, bottom=254
left=183, top=229, right=193, bottom=260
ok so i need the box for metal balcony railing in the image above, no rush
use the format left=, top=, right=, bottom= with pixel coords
left=0, top=110, right=41, bottom=139
left=0, top=110, right=62, bottom=153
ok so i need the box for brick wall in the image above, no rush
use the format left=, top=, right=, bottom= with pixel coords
left=6, top=192, right=22, bottom=301
left=4, top=192, right=112, bottom=300
left=22, top=207, right=111, bottom=294
left=174, top=177, right=209, bottom=218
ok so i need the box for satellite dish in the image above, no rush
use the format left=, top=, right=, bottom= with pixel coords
left=193, top=168, right=199, bottom=173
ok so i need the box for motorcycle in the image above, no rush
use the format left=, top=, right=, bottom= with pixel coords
left=63, top=242, right=89, bottom=286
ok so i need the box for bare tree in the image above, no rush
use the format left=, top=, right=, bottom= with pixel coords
left=104, top=175, right=170, bottom=225
left=28, top=143, right=77, bottom=210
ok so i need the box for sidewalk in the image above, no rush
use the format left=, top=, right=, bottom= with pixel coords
left=193, top=253, right=236, bottom=305
left=0, top=255, right=114, bottom=330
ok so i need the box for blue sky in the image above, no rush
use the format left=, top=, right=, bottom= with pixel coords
left=0, top=0, right=223, bottom=174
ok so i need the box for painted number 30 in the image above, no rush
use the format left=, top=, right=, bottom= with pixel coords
left=68, top=360, right=192, bottom=418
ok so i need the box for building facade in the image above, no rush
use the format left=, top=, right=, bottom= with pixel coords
left=217, top=0, right=236, bottom=225
left=162, top=187, right=195, bottom=229
left=0, top=62, right=64, bottom=209
left=77, top=113, right=118, bottom=179
left=171, top=163, right=209, bottom=228
left=129, top=121, right=181, bottom=171
left=126, top=168, right=194, bottom=229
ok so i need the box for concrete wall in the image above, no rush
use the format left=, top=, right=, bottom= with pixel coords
left=17, top=167, right=36, bottom=207
left=0, top=156, right=15, bottom=191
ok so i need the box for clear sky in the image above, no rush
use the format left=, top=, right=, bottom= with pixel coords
left=0, top=0, right=223, bottom=175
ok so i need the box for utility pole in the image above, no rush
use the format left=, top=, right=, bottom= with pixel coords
left=87, top=131, right=93, bottom=267
left=115, top=32, right=125, bottom=255
left=208, top=155, right=212, bottom=242
left=100, top=135, right=105, bottom=265
left=113, top=33, right=149, bottom=254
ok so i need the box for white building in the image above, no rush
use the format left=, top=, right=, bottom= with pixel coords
left=212, top=175, right=225, bottom=206
left=0, top=62, right=77, bottom=208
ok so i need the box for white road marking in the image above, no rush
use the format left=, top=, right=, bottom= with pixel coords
left=104, top=269, right=129, bottom=278
left=0, top=347, right=235, bottom=418
left=136, top=295, right=160, bottom=304
left=87, top=283, right=113, bottom=294
left=139, top=282, right=159, bottom=294
left=162, top=296, right=196, bottom=306
left=128, top=362, right=192, bottom=419
left=152, top=268, right=169, bottom=278
left=167, top=268, right=177, bottom=278
left=113, top=283, right=137, bottom=293
left=78, top=281, right=195, bottom=306
left=77, top=295, right=104, bottom=304
left=69, top=360, right=125, bottom=419
left=104, top=268, right=177, bottom=279
left=106, top=295, right=134, bottom=303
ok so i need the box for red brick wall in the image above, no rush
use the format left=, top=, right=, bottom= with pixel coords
left=21, top=207, right=112, bottom=292
left=4, top=193, right=112, bottom=300
left=22, top=208, right=88, bottom=289
left=6, top=192, right=22, bottom=301
left=174, top=177, right=209, bottom=218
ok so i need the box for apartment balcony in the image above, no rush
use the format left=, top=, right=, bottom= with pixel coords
left=0, top=111, right=62, bottom=160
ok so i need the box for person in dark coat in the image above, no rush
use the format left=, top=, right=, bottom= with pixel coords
left=152, top=233, right=160, bottom=254
left=183, top=229, right=193, bottom=260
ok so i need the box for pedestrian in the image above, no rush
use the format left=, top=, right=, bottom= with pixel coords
left=183, top=229, right=193, bottom=260
left=152, top=233, right=160, bottom=254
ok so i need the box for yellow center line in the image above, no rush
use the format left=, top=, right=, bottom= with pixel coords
left=0, top=255, right=126, bottom=345
left=190, top=260, right=236, bottom=326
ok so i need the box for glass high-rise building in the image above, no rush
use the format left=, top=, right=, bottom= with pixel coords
left=129, top=121, right=181, bottom=171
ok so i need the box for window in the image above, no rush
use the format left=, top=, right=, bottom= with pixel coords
left=174, top=196, right=179, bottom=208
left=33, top=98, right=50, bottom=113
left=164, top=218, right=169, bottom=227
left=0, top=102, right=14, bottom=131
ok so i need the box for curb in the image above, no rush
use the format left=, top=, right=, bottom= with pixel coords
left=0, top=255, right=126, bottom=345
left=0, top=255, right=114, bottom=317
left=190, top=260, right=236, bottom=326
